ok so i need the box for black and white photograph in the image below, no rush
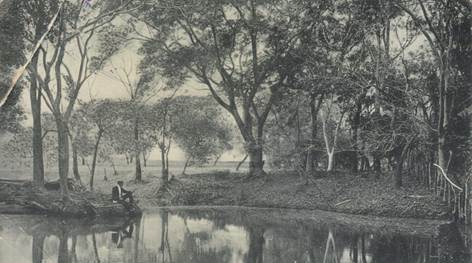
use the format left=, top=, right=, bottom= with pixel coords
left=0, top=0, right=471, bottom=262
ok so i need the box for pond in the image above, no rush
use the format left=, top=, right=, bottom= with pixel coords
left=0, top=207, right=469, bottom=263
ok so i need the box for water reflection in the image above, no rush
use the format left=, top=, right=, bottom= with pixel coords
left=0, top=208, right=470, bottom=263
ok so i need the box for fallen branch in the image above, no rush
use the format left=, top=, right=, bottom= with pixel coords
left=335, top=199, right=351, bottom=206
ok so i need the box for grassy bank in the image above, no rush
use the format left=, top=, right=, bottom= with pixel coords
left=151, top=171, right=449, bottom=220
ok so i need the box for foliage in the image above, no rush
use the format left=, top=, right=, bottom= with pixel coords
left=0, top=0, right=27, bottom=134
left=172, top=96, right=233, bottom=166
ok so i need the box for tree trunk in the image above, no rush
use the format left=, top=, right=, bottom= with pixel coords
left=111, top=161, right=118, bottom=175
left=295, top=105, right=307, bottom=172
left=134, top=118, right=142, bottom=182
left=321, top=109, right=344, bottom=173
left=72, top=143, right=82, bottom=185
left=213, top=154, right=222, bottom=166
left=374, top=155, right=381, bottom=178
left=182, top=157, right=190, bottom=175
left=248, top=143, right=265, bottom=176
left=142, top=151, right=147, bottom=167
left=307, top=93, right=322, bottom=174
left=89, top=130, right=103, bottom=191
left=351, top=101, right=362, bottom=174
left=236, top=155, right=248, bottom=171
left=56, top=118, right=70, bottom=200
left=394, top=149, right=403, bottom=188
left=327, top=150, right=335, bottom=172
left=437, top=135, right=447, bottom=170
left=160, top=147, right=169, bottom=184
left=30, top=58, right=44, bottom=187
left=135, top=151, right=142, bottom=182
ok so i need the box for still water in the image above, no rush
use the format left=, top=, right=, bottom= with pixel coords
left=0, top=207, right=470, bottom=263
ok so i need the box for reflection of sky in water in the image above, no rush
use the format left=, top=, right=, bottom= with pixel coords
left=140, top=214, right=248, bottom=263
left=0, top=232, right=31, bottom=263
left=0, top=210, right=468, bottom=263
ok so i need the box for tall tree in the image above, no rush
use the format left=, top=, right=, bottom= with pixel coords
left=81, top=99, right=122, bottom=190
left=109, top=61, right=158, bottom=182
left=30, top=0, right=131, bottom=198
left=397, top=0, right=472, bottom=173
left=24, top=0, right=62, bottom=186
left=137, top=0, right=298, bottom=176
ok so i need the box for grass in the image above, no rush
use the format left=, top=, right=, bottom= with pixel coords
left=0, top=158, right=246, bottom=182
left=0, top=158, right=246, bottom=206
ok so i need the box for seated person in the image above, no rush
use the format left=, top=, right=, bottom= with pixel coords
left=112, top=181, right=134, bottom=204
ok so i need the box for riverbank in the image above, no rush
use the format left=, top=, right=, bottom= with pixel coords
left=0, top=179, right=141, bottom=217
left=152, top=171, right=450, bottom=220
left=0, top=169, right=449, bottom=220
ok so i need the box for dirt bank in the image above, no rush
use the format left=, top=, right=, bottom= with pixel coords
left=153, top=171, right=450, bottom=220
left=0, top=179, right=141, bottom=217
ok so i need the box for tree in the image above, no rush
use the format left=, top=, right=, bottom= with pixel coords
left=143, top=99, right=175, bottom=184
left=81, top=100, right=122, bottom=190
left=172, top=96, right=233, bottom=174
left=107, top=60, right=162, bottom=182
left=320, top=95, right=346, bottom=172
left=137, top=0, right=299, bottom=176
left=28, top=0, right=131, bottom=198
left=69, top=105, right=94, bottom=184
left=396, top=0, right=472, bottom=173
left=23, top=0, right=64, bottom=187
left=283, top=0, right=371, bottom=176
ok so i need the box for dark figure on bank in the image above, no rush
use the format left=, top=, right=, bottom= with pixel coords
left=112, top=181, right=134, bottom=204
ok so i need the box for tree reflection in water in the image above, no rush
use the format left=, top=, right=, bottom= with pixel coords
left=1, top=209, right=469, bottom=263
left=323, top=230, right=338, bottom=263
left=246, top=226, right=265, bottom=263
left=159, top=211, right=172, bottom=262
left=31, top=232, right=45, bottom=263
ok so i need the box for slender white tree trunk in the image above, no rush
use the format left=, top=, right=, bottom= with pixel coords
left=327, top=151, right=335, bottom=172
left=321, top=106, right=344, bottom=173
